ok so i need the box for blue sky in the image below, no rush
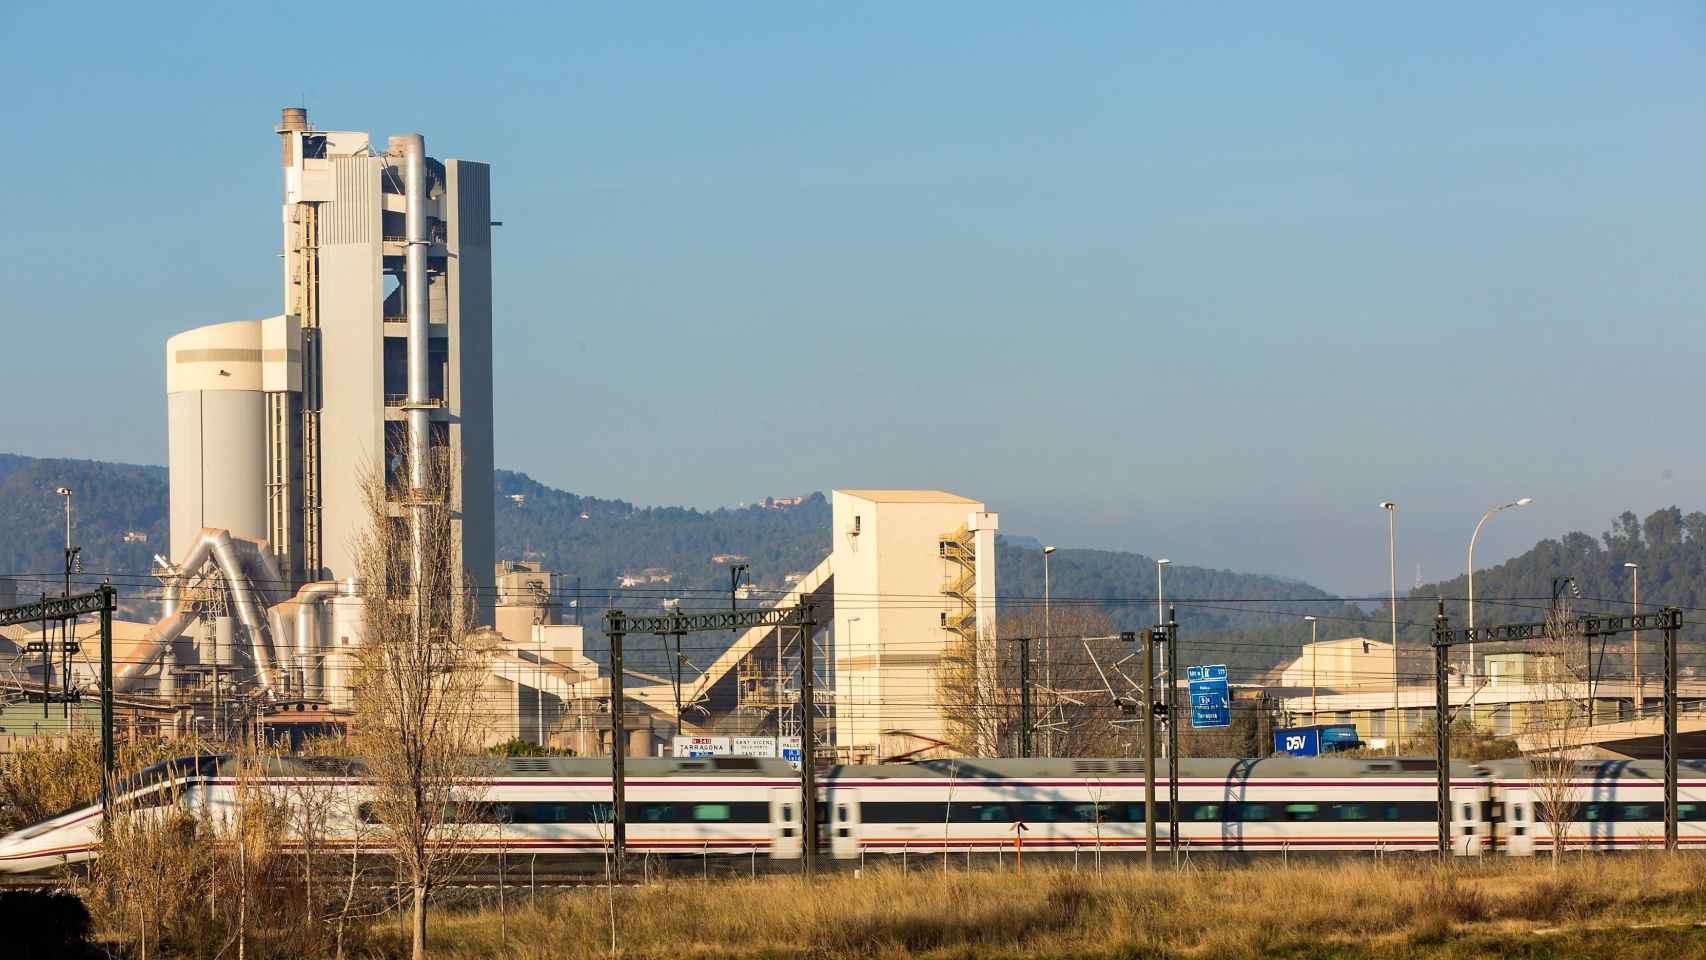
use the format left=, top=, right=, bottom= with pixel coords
left=2, top=3, right=1703, bottom=593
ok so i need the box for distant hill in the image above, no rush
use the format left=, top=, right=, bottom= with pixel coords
left=1369, top=507, right=1706, bottom=678
left=36, top=451, right=1669, bottom=682
left=0, top=454, right=168, bottom=619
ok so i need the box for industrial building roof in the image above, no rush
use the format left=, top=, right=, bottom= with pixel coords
left=836, top=490, right=979, bottom=503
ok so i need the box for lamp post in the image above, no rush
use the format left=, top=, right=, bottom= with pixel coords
left=1042, top=546, right=1055, bottom=758
left=54, top=487, right=73, bottom=596
left=1626, top=562, right=1641, bottom=716
left=1467, top=497, right=1533, bottom=678
left=1379, top=501, right=1398, bottom=754
left=1304, top=616, right=1318, bottom=726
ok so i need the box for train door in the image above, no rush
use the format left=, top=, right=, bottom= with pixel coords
left=1502, top=788, right=1535, bottom=857
left=1454, top=788, right=1486, bottom=855
left=830, top=788, right=862, bottom=860
left=769, top=789, right=801, bottom=859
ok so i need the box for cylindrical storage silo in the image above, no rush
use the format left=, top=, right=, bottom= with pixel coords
left=166, top=320, right=273, bottom=562
left=214, top=616, right=235, bottom=668
left=160, top=645, right=178, bottom=697
left=197, top=618, right=215, bottom=666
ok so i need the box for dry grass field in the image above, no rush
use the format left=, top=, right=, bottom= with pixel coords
left=359, top=855, right=1706, bottom=959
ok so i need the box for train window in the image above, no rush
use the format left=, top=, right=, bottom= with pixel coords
left=1338, top=805, right=1368, bottom=821
left=1462, top=804, right=1473, bottom=822
left=1623, top=804, right=1656, bottom=821
left=1284, top=804, right=1321, bottom=822
left=783, top=804, right=794, bottom=823
left=975, top=804, right=1011, bottom=823
left=835, top=804, right=847, bottom=824
left=1513, top=805, right=1525, bottom=823
left=692, top=804, right=733, bottom=822
left=1191, top=804, right=1220, bottom=821
left=1240, top=804, right=1270, bottom=822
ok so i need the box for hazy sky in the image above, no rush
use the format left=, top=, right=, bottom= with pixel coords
left=3, top=3, right=1702, bottom=594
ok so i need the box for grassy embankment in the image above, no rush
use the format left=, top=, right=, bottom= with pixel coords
left=373, top=855, right=1706, bottom=959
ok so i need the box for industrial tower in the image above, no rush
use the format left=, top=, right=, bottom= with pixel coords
left=168, top=108, right=494, bottom=621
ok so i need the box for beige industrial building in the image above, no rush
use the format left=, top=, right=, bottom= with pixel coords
left=612, top=489, right=999, bottom=763
left=829, top=490, right=998, bottom=761
left=1277, top=636, right=1394, bottom=689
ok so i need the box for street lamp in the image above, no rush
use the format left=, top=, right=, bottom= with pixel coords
left=1042, top=546, right=1056, bottom=758
left=1379, top=501, right=1398, bottom=754
left=1626, top=562, right=1641, bottom=716
left=54, top=487, right=74, bottom=596
left=1467, top=497, right=1533, bottom=678
left=1304, top=615, right=1319, bottom=726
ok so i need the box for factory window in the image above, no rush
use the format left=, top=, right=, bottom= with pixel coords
left=301, top=134, right=327, bottom=160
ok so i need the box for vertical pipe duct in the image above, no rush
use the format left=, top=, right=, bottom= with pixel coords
left=401, top=134, right=431, bottom=491
left=399, top=135, right=432, bottom=631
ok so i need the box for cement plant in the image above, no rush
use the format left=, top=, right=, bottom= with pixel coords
left=3, top=7, right=1703, bottom=958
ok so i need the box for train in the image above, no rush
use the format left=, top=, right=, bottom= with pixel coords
left=3, top=754, right=1704, bottom=875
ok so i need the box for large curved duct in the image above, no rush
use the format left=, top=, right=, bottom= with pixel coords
left=126, top=528, right=282, bottom=695
left=114, top=609, right=197, bottom=693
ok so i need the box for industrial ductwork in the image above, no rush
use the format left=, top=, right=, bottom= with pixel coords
left=293, top=581, right=340, bottom=698
left=122, top=528, right=283, bottom=694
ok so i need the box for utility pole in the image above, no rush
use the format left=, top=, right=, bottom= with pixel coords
left=1166, top=607, right=1180, bottom=867
left=1432, top=602, right=1451, bottom=859
left=1141, top=627, right=1156, bottom=868
left=1009, top=637, right=1032, bottom=758
left=1664, top=607, right=1678, bottom=850
left=606, top=611, right=627, bottom=868
left=99, top=583, right=114, bottom=812
left=670, top=628, right=685, bottom=739
left=729, top=563, right=748, bottom=629
left=798, top=601, right=819, bottom=876
left=38, top=594, right=48, bottom=719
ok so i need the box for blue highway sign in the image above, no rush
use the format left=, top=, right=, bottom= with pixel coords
left=1187, top=663, right=1230, bottom=728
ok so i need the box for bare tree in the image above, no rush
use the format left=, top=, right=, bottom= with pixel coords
left=349, top=449, right=495, bottom=960
left=936, top=605, right=1123, bottom=757
left=1528, top=599, right=1587, bottom=866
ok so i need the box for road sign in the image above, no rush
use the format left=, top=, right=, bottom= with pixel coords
left=672, top=735, right=731, bottom=758
left=1187, top=663, right=1230, bottom=728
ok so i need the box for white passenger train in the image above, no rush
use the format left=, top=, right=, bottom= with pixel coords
left=3, top=755, right=1703, bottom=874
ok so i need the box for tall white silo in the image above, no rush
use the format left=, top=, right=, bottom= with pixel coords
left=166, top=316, right=300, bottom=562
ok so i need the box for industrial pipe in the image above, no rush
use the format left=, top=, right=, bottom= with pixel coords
left=293, top=581, right=340, bottom=699
left=401, top=133, right=430, bottom=491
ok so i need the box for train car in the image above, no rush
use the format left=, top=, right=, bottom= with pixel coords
left=1482, top=758, right=1706, bottom=856
left=46, top=753, right=1700, bottom=875
left=823, top=757, right=1493, bottom=859
left=0, top=754, right=800, bottom=877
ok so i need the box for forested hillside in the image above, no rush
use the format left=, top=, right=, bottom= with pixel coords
left=7, top=452, right=1694, bottom=683
left=0, top=454, right=168, bottom=618
left=1362, top=507, right=1706, bottom=678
